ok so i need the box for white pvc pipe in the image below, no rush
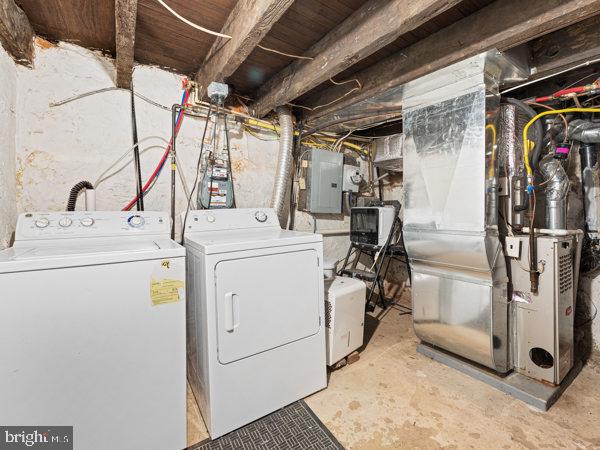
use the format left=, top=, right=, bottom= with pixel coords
left=85, top=189, right=96, bottom=211
left=521, top=227, right=583, bottom=236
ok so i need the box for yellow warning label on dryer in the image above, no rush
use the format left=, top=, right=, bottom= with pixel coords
left=150, top=278, right=184, bottom=306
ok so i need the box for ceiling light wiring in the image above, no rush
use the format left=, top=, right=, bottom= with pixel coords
left=288, top=77, right=362, bottom=111
left=155, top=0, right=313, bottom=62
left=155, top=0, right=232, bottom=38
left=257, top=45, right=313, bottom=60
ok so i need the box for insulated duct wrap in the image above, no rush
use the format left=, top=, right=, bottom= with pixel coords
left=580, top=143, right=600, bottom=237
left=566, top=119, right=600, bottom=143
left=497, top=104, right=529, bottom=228
left=539, top=155, right=569, bottom=230
left=271, top=105, right=294, bottom=227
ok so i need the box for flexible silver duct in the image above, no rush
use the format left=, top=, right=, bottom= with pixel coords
left=565, top=119, right=600, bottom=143
left=580, top=143, right=600, bottom=238
left=271, top=105, right=294, bottom=227
left=539, top=155, right=569, bottom=230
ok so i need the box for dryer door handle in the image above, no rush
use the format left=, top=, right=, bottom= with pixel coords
left=224, top=292, right=239, bottom=332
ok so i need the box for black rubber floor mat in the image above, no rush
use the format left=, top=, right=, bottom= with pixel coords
left=188, top=400, right=344, bottom=450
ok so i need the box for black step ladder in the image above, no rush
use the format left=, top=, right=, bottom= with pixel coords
left=338, top=201, right=410, bottom=311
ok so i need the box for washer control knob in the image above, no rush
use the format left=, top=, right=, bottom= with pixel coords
left=128, top=215, right=145, bottom=228
left=58, top=217, right=73, bottom=228
left=206, top=215, right=216, bottom=223
left=255, top=211, right=268, bottom=223
left=80, top=217, right=95, bottom=227
left=34, top=218, right=50, bottom=228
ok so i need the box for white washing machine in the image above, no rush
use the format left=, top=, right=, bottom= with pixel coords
left=183, top=208, right=327, bottom=438
left=0, top=211, right=186, bottom=450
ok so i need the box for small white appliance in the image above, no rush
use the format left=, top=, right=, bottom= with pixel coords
left=183, top=208, right=327, bottom=438
left=350, top=206, right=396, bottom=247
left=0, top=211, right=186, bottom=450
left=325, top=277, right=366, bottom=366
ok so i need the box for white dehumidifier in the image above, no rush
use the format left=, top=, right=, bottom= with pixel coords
left=325, top=276, right=366, bottom=366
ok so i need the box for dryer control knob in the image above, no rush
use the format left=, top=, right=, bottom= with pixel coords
left=80, top=217, right=95, bottom=227
left=34, top=218, right=50, bottom=228
left=58, top=217, right=73, bottom=228
left=206, top=215, right=216, bottom=223
left=255, top=211, right=268, bottom=223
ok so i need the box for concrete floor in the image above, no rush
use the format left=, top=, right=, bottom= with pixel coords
left=186, top=292, right=600, bottom=449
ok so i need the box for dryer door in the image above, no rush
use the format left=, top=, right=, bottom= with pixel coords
left=215, top=249, right=321, bottom=364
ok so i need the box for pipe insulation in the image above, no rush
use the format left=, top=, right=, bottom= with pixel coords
left=271, top=105, right=294, bottom=227
left=539, top=155, right=569, bottom=230
left=566, top=119, right=600, bottom=143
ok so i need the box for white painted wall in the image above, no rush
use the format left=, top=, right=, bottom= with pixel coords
left=0, top=43, right=17, bottom=249
left=13, top=40, right=359, bottom=265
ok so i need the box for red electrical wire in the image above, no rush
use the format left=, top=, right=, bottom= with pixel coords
left=122, top=89, right=191, bottom=211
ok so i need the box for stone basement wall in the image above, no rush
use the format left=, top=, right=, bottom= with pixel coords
left=12, top=39, right=397, bottom=267
left=0, top=43, right=17, bottom=249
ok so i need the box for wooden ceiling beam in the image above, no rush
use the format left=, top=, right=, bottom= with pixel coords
left=530, top=14, right=600, bottom=80
left=115, top=0, right=138, bottom=89
left=250, top=0, right=462, bottom=118
left=0, top=0, right=34, bottom=65
left=195, top=0, right=295, bottom=94
left=301, top=0, right=600, bottom=122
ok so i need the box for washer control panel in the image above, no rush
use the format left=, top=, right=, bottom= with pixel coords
left=15, top=211, right=170, bottom=241
left=184, top=208, right=279, bottom=232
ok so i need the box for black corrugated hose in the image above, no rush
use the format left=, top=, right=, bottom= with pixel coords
left=67, top=181, right=93, bottom=211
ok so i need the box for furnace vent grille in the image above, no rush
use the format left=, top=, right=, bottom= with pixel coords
left=559, top=254, right=572, bottom=294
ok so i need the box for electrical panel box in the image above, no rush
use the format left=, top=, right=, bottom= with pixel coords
left=298, top=149, right=343, bottom=214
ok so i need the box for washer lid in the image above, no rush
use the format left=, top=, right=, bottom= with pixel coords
left=184, top=228, right=322, bottom=254
left=0, top=238, right=185, bottom=273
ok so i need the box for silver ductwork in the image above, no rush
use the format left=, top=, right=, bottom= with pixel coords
left=566, top=119, right=600, bottom=143
left=403, top=53, right=512, bottom=373
left=271, top=105, right=294, bottom=227
left=580, top=143, right=600, bottom=238
left=539, top=155, right=569, bottom=230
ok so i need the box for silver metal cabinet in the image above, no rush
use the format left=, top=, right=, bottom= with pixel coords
left=510, top=235, right=577, bottom=384
left=403, top=53, right=510, bottom=373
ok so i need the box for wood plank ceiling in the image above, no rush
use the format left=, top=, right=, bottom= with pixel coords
left=10, top=0, right=600, bottom=121
left=15, top=0, right=491, bottom=94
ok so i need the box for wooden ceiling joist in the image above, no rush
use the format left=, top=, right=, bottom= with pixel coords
left=530, top=14, right=600, bottom=80
left=115, top=0, right=138, bottom=89
left=250, top=0, right=463, bottom=118
left=301, top=0, right=600, bottom=122
left=195, top=0, right=295, bottom=94
left=0, top=0, right=34, bottom=65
